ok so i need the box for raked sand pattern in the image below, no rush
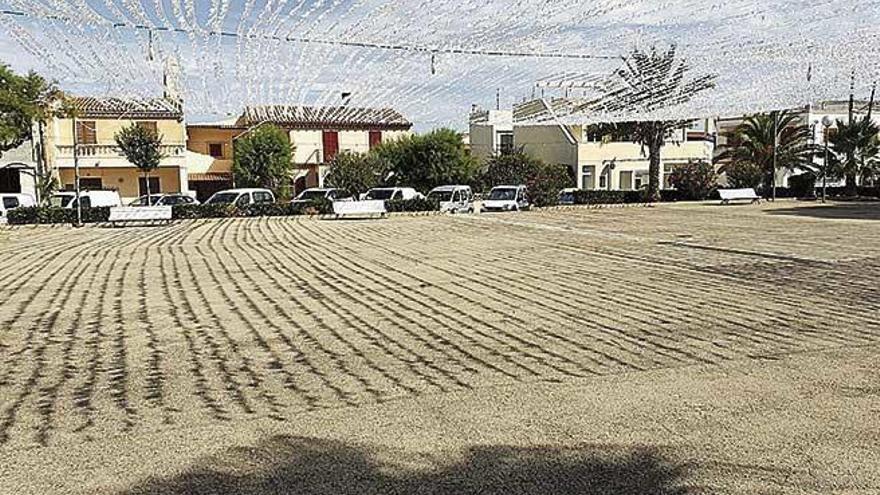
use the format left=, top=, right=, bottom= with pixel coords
left=1, top=201, right=879, bottom=494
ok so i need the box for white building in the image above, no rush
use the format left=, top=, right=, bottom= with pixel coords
left=468, top=109, right=514, bottom=161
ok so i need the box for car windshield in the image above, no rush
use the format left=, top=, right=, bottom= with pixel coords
left=207, top=192, right=239, bottom=204
left=297, top=190, right=328, bottom=201
left=428, top=191, right=453, bottom=202
left=365, top=189, right=395, bottom=200
left=50, top=195, right=74, bottom=208
left=488, top=188, right=518, bottom=201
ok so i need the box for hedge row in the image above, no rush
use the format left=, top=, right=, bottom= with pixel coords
left=6, top=198, right=439, bottom=225
left=7, top=206, right=111, bottom=225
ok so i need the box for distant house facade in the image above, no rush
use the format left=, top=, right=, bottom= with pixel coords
left=46, top=97, right=188, bottom=203
left=0, top=139, right=37, bottom=198
left=471, top=99, right=714, bottom=191
left=469, top=109, right=514, bottom=161
left=715, top=100, right=880, bottom=187
left=187, top=105, right=412, bottom=200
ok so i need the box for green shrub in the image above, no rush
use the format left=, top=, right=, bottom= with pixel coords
left=385, top=197, right=440, bottom=213
left=668, top=160, right=717, bottom=200
left=788, top=172, right=817, bottom=199
left=7, top=206, right=110, bottom=225
left=722, top=161, right=763, bottom=189
left=172, top=203, right=236, bottom=219
left=570, top=190, right=647, bottom=205
left=172, top=199, right=333, bottom=220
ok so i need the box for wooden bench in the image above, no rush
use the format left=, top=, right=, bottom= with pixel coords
left=718, top=188, right=761, bottom=205
left=108, top=206, right=173, bottom=227
left=331, top=200, right=387, bottom=219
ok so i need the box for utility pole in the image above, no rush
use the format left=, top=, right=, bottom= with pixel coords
left=771, top=111, right=778, bottom=202
left=72, top=117, right=82, bottom=227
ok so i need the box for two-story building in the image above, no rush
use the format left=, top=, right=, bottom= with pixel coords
left=46, top=97, right=188, bottom=203
left=471, top=99, right=714, bottom=190
left=187, top=105, right=412, bottom=200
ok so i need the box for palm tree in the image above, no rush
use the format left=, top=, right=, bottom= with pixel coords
left=716, top=110, right=815, bottom=198
left=595, top=45, right=716, bottom=202
left=827, top=115, right=880, bottom=195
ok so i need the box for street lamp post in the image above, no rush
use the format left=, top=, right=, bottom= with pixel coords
left=821, top=115, right=834, bottom=203
left=72, top=116, right=82, bottom=227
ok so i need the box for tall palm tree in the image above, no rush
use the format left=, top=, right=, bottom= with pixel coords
left=594, top=45, right=716, bottom=202
left=716, top=110, right=815, bottom=198
left=827, top=115, right=880, bottom=194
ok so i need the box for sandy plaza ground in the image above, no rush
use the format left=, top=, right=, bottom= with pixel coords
left=0, top=200, right=879, bottom=494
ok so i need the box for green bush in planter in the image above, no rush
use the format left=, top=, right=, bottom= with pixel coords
left=788, top=172, right=817, bottom=199
left=7, top=206, right=110, bottom=225
left=385, top=197, right=440, bottom=213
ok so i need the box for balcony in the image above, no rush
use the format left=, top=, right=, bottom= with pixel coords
left=56, top=144, right=186, bottom=159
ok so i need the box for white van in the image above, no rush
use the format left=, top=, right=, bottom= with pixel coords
left=50, top=191, right=122, bottom=209
left=363, top=187, right=423, bottom=201
left=481, top=185, right=530, bottom=212
left=205, top=188, right=276, bottom=207
left=427, top=185, right=474, bottom=214
left=0, top=193, right=36, bottom=223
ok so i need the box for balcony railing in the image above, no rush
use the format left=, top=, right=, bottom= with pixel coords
left=56, top=144, right=186, bottom=159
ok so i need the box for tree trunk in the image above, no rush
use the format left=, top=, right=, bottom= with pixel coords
left=145, top=170, right=151, bottom=201
left=845, top=171, right=858, bottom=197
left=647, top=129, right=662, bottom=203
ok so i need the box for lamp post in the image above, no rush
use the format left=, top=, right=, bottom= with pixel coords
left=72, top=116, right=82, bottom=227
left=821, top=115, right=834, bottom=203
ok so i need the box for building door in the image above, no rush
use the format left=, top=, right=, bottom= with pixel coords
left=0, top=168, right=21, bottom=193
left=619, top=171, right=633, bottom=190
left=323, top=131, right=339, bottom=162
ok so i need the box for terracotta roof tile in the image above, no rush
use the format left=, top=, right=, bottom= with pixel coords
left=72, top=97, right=183, bottom=120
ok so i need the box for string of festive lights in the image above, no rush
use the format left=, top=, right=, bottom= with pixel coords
left=0, top=0, right=877, bottom=128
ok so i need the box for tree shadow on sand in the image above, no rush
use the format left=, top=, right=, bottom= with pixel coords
left=765, top=202, right=880, bottom=221
left=120, top=436, right=691, bottom=495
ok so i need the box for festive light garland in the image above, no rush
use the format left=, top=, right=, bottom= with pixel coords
left=0, top=0, right=878, bottom=128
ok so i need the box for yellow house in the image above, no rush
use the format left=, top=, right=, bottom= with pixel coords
left=186, top=105, right=412, bottom=200
left=48, top=97, right=187, bottom=202
left=476, top=99, right=715, bottom=191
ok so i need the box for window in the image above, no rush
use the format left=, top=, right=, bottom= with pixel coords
left=323, top=131, right=339, bottom=161
left=235, top=194, right=251, bottom=207
left=72, top=196, right=91, bottom=209
left=3, top=197, right=19, bottom=209
left=138, top=177, right=161, bottom=196
left=253, top=191, right=274, bottom=204
left=498, top=133, right=514, bottom=155
left=136, top=121, right=159, bottom=138
left=208, top=143, right=224, bottom=158
left=369, top=131, right=382, bottom=149
left=76, top=121, right=97, bottom=145
left=581, top=166, right=595, bottom=189
left=80, top=178, right=103, bottom=190
left=599, top=174, right=608, bottom=189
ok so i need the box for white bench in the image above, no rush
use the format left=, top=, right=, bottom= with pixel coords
left=718, top=188, right=761, bottom=205
left=108, top=206, right=173, bottom=226
left=331, top=200, right=387, bottom=219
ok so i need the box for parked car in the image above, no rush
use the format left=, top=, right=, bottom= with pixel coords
left=427, top=185, right=474, bottom=214
left=50, top=190, right=122, bottom=209
left=363, top=187, right=423, bottom=201
left=559, top=188, right=578, bottom=205
left=481, top=185, right=530, bottom=212
left=205, top=188, right=275, bottom=207
left=0, top=193, right=36, bottom=223
left=290, top=188, right=347, bottom=206
left=129, top=193, right=199, bottom=207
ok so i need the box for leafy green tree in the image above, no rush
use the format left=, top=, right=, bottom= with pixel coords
left=827, top=115, right=879, bottom=195
left=721, top=161, right=764, bottom=189
left=597, top=46, right=716, bottom=202
left=716, top=110, right=815, bottom=197
left=481, top=150, right=574, bottom=207
left=233, top=125, right=293, bottom=198
left=668, top=160, right=716, bottom=200
left=0, top=64, right=34, bottom=155
left=324, top=150, right=389, bottom=199
left=115, top=123, right=165, bottom=198
left=373, top=128, right=478, bottom=192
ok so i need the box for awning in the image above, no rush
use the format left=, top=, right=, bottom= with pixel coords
left=189, top=173, right=233, bottom=182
